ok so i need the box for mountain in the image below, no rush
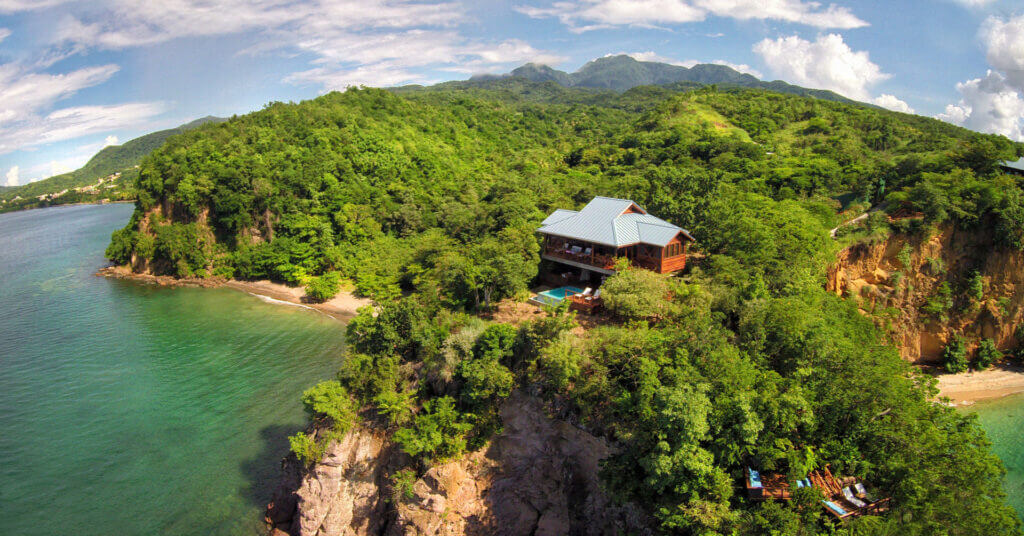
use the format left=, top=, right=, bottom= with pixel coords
left=0, top=116, right=226, bottom=210
left=478, top=54, right=863, bottom=106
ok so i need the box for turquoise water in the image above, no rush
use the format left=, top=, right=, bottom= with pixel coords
left=534, top=286, right=584, bottom=306
left=0, top=204, right=348, bottom=535
left=965, top=394, right=1024, bottom=519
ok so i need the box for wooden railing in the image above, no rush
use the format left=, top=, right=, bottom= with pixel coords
left=543, top=244, right=686, bottom=274
left=543, top=245, right=616, bottom=270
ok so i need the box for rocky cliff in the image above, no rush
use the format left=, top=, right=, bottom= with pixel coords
left=267, top=393, right=651, bottom=536
left=827, top=225, right=1024, bottom=363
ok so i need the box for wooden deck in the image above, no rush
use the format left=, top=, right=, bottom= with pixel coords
left=568, top=293, right=603, bottom=314
left=746, top=465, right=891, bottom=522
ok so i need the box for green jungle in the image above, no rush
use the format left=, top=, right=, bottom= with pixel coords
left=106, top=79, right=1024, bottom=535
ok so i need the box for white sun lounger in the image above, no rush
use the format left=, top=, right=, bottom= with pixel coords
left=842, top=487, right=867, bottom=508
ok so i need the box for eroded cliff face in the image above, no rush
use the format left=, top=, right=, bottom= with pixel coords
left=267, top=393, right=651, bottom=536
left=827, top=225, right=1024, bottom=363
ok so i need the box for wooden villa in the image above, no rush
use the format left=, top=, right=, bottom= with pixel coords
left=1000, top=157, right=1024, bottom=177
left=537, top=196, right=695, bottom=285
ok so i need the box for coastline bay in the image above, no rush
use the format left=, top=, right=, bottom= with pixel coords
left=964, top=392, right=1024, bottom=521
left=0, top=204, right=348, bottom=535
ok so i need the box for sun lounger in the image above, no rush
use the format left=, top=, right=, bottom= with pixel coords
left=570, top=246, right=582, bottom=255
left=842, top=487, right=867, bottom=508
left=580, top=288, right=592, bottom=297
left=854, top=482, right=875, bottom=502
left=583, top=247, right=592, bottom=256
left=748, top=468, right=763, bottom=488
left=823, top=500, right=850, bottom=518
left=589, top=289, right=601, bottom=300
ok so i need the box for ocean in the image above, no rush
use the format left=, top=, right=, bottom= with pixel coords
left=0, top=204, right=348, bottom=535
left=964, top=393, right=1024, bottom=519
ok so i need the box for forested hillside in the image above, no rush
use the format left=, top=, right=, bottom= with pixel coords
left=107, top=82, right=1024, bottom=534
left=0, top=116, right=224, bottom=212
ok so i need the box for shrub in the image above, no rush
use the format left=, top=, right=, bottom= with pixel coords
left=897, top=244, right=913, bottom=270
left=530, top=332, right=584, bottom=391
left=374, top=385, right=416, bottom=427
left=943, top=336, right=969, bottom=373
left=966, top=271, right=984, bottom=303
left=997, top=297, right=1012, bottom=317
left=602, top=261, right=676, bottom=321
left=306, top=271, right=342, bottom=302
left=922, top=282, right=953, bottom=321
left=390, top=468, right=418, bottom=503
left=289, top=431, right=325, bottom=467
left=976, top=338, right=1002, bottom=370
left=301, top=380, right=358, bottom=433
left=926, top=256, right=946, bottom=276
left=458, top=357, right=514, bottom=410
left=105, top=228, right=137, bottom=265
left=393, top=396, right=472, bottom=464
left=472, top=324, right=518, bottom=364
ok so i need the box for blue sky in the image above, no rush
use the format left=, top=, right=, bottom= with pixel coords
left=1, top=0, right=1022, bottom=186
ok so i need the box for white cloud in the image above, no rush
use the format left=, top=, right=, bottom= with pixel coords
left=103, top=134, right=118, bottom=146
left=753, top=34, right=888, bottom=101
left=950, top=0, right=994, bottom=6
left=5, top=165, right=18, bottom=186
left=49, top=159, right=73, bottom=177
left=693, top=0, right=867, bottom=28
left=873, top=94, right=914, bottom=113
left=618, top=51, right=763, bottom=78
left=42, top=1, right=563, bottom=91
left=517, top=0, right=867, bottom=32
left=0, top=102, right=164, bottom=154
left=0, top=59, right=162, bottom=155
left=0, top=0, right=67, bottom=12
left=981, top=14, right=1024, bottom=92
left=935, top=15, right=1024, bottom=140
left=937, top=70, right=1024, bottom=141
left=0, top=28, right=10, bottom=42
left=0, top=63, right=120, bottom=125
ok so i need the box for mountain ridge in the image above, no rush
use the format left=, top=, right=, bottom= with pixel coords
left=474, top=54, right=865, bottom=106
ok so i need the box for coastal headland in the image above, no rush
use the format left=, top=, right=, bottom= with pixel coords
left=96, top=265, right=370, bottom=321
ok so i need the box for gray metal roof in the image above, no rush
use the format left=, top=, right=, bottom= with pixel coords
left=1002, top=157, right=1024, bottom=172
left=538, top=196, right=694, bottom=247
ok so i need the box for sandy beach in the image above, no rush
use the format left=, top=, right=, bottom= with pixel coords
left=934, top=364, right=1024, bottom=406
left=97, top=266, right=371, bottom=321
left=223, top=279, right=371, bottom=321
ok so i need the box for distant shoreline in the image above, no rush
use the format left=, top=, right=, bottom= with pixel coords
left=933, top=364, right=1024, bottom=407
left=0, top=199, right=135, bottom=215
left=96, top=266, right=370, bottom=321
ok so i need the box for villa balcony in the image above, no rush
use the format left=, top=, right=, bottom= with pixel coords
left=542, top=242, right=685, bottom=275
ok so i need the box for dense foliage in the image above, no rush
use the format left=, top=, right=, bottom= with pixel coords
left=109, top=81, right=1024, bottom=534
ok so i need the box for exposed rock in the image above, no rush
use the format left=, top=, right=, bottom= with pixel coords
left=268, top=394, right=652, bottom=536
left=827, top=225, right=1024, bottom=363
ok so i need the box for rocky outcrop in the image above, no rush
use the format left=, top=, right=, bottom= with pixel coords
left=267, top=394, right=651, bottom=536
left=827, top=225, right=1024, bottom=363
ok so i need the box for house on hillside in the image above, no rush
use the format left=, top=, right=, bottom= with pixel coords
left=1000, top=157, right=1024, bottom=177
left=537, top=196, right=694, bottom=287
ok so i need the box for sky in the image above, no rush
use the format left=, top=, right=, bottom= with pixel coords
left=1, top=0, right=1023, bottom=186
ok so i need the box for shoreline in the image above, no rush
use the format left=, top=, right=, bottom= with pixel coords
left=96, top=266, right=370, bottom=321
left=0, top=199, right=134, bottom=215
left=931, top=364, right=1024, bottom=407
